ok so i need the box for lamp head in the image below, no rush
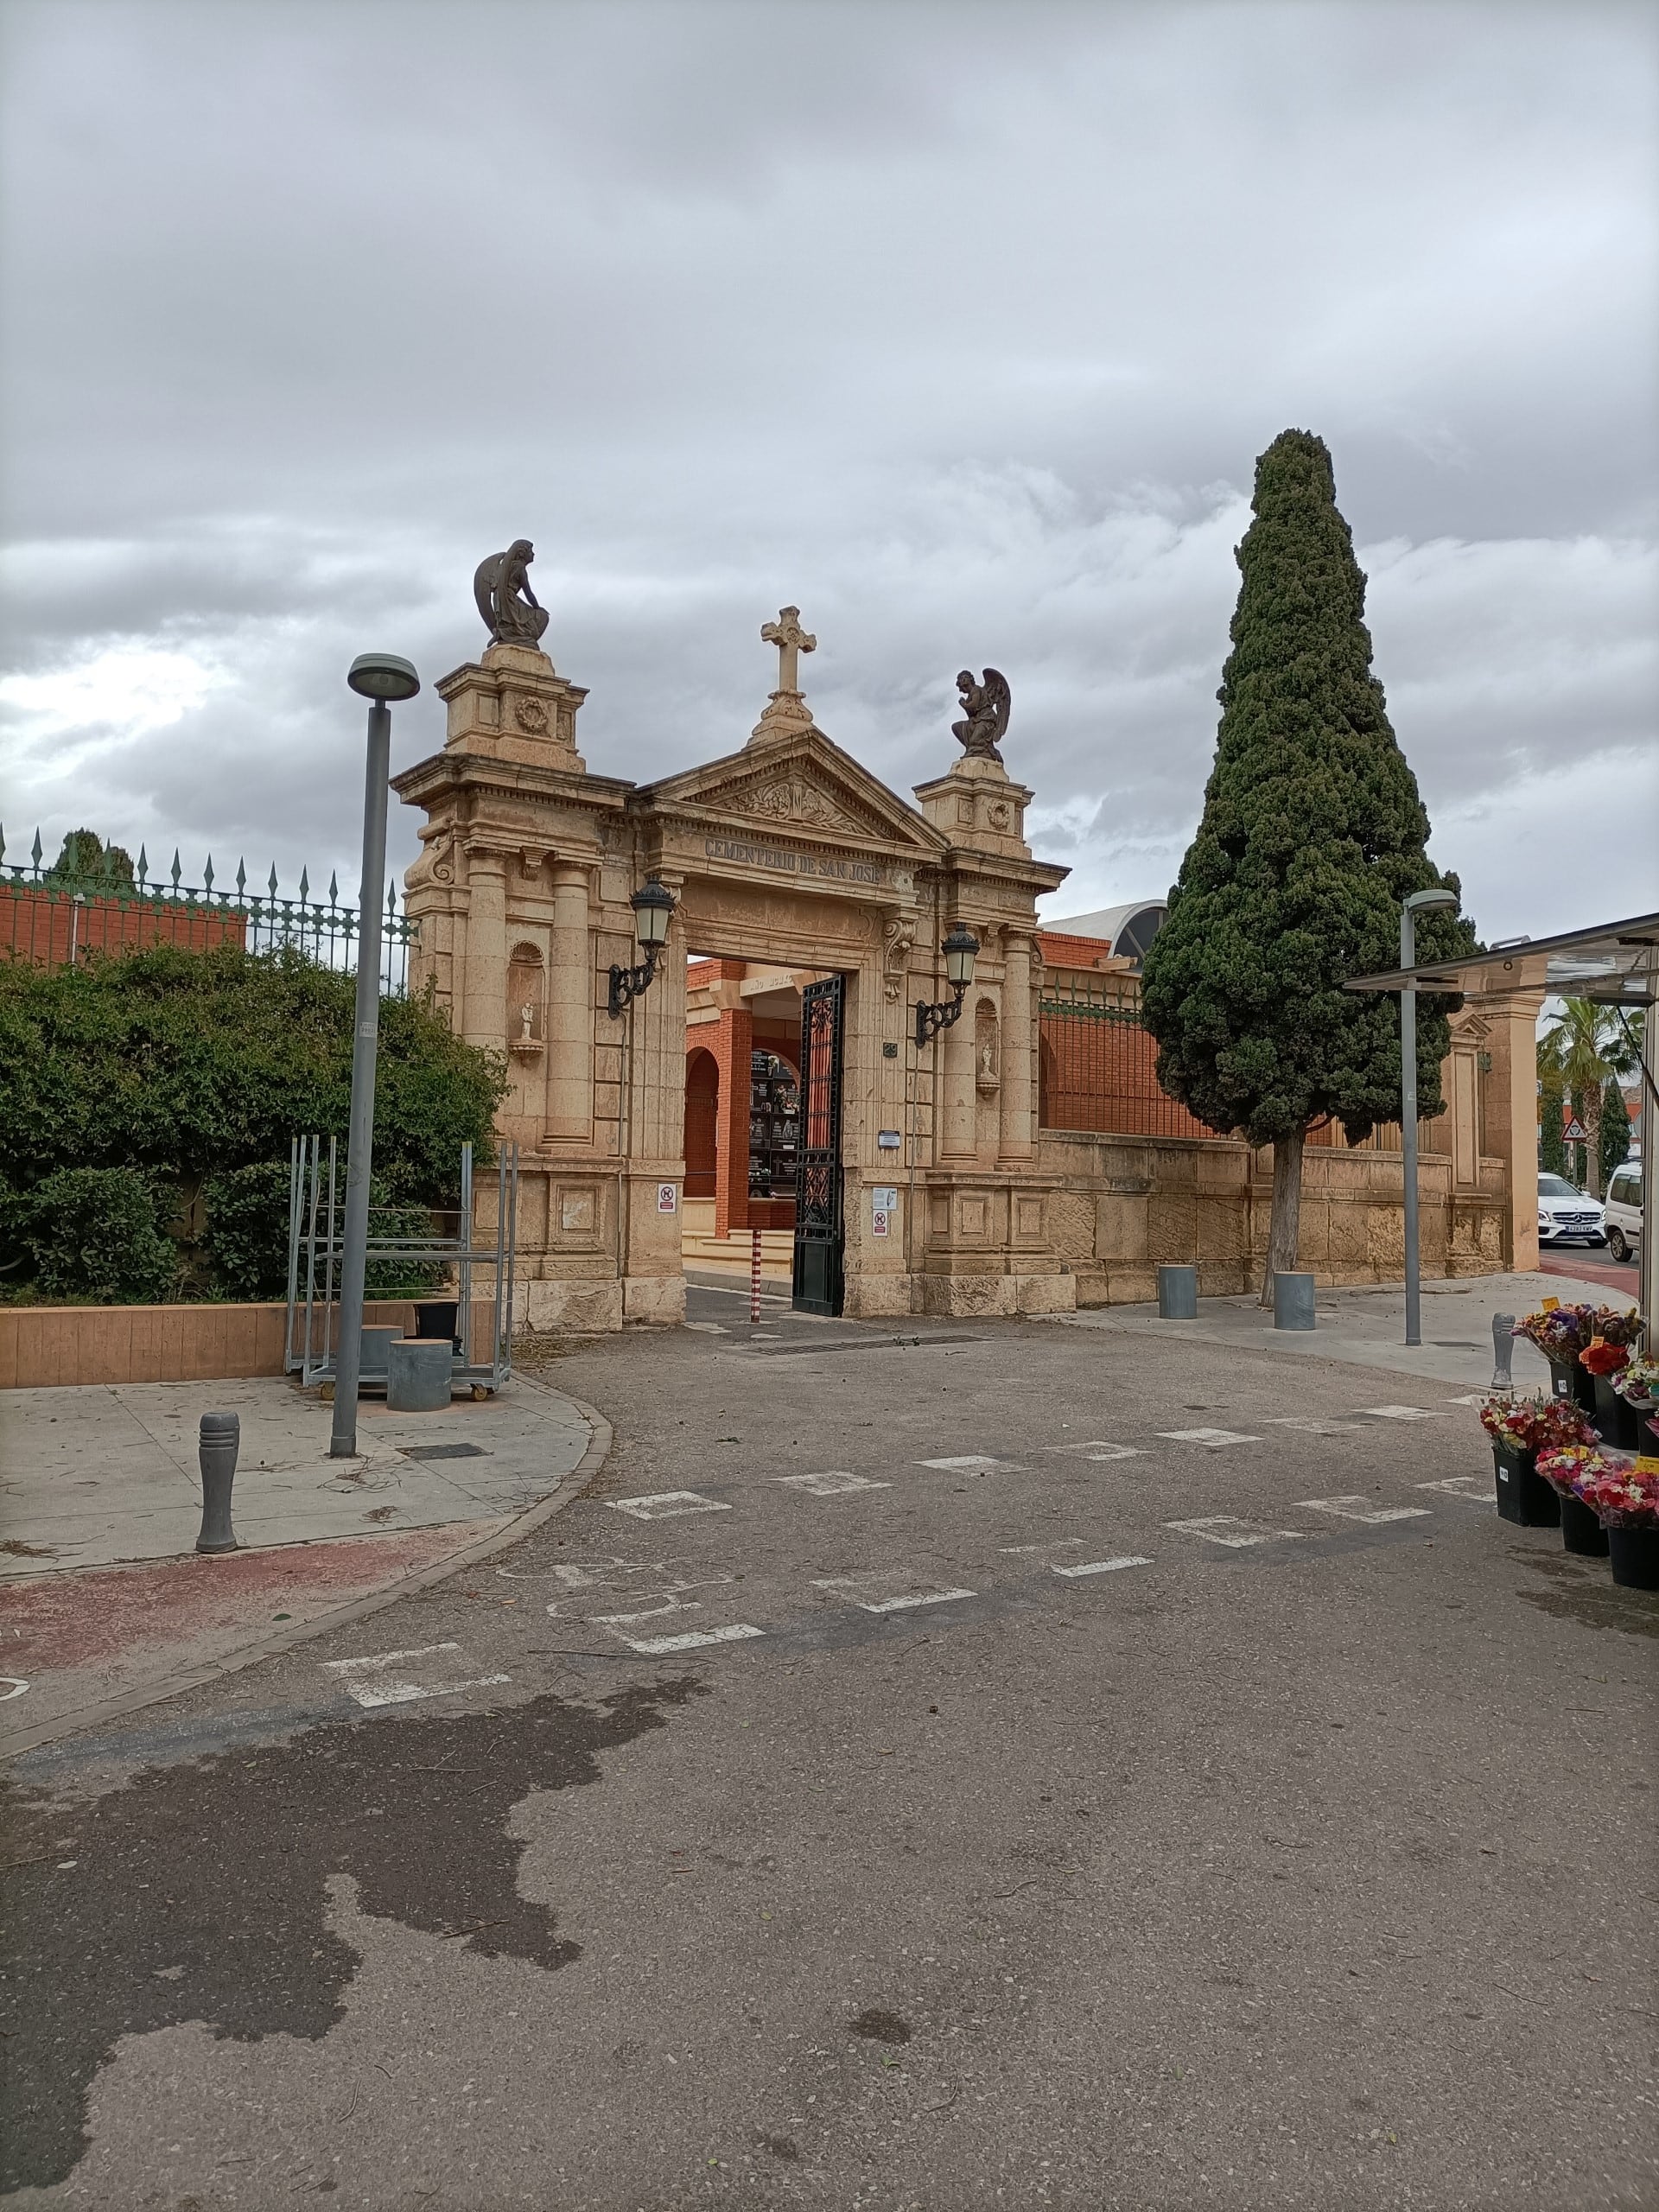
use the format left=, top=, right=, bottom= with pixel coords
left=631, top=877, right=675, bottom=950
left=1404, top=887, right=1459, bottom=914
left=347, top=652, right=421, bottom=703
left=942, top=923, right=979, bottom=989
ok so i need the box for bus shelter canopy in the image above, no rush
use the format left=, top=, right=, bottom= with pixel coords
left=1345, top=912, right=1659, bottom=1008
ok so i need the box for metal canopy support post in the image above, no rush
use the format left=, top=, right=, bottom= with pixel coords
left=1642, top=979, right=1658, bottom=1341
left=329, top=698, right=392, bottom=1458
left=1401, top=964, right=1421, bottom=1349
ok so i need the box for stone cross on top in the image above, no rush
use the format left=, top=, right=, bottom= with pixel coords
left=761, top=606, right=816, bottom=696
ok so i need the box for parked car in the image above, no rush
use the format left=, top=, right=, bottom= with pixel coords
left=1602, top=1161, right=1644, bottom=1262
left=1536, top=1173, right=1605, bottom=1246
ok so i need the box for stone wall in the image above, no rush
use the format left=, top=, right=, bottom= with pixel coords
left=1039, top=1129, right=1512, bottom=1306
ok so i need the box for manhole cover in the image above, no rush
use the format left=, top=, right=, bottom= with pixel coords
left=399, top=1443, right=490, bottom=1461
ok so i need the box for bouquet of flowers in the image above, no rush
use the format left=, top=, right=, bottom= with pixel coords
left=1478, top=1394, right=1597, bottom=1454
left=1514, top=1304, right=1647, bottom=1365
left=1568, top=1453, right=1659, bottom=1529
left=1580, top=1338, right=1631, bottom=1378
left=1611, top=1356, right=1659, bottom=1407
left=1513, top=1306, right=1596, bottom=1362
left=1535, top=1440, right=1603, bottom=1494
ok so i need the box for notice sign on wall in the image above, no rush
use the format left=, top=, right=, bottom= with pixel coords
left=871, top=1186, right=898, bottom=1238
left=657, top=1183, right=678, bottom=1214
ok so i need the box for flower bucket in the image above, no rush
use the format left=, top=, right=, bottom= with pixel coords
left=1606, top=1526, right=1659, bottom=1592
left=1493, top=1442, right=1559, bottom=1527
left=1592, top=1374, right=1643, bottom=1451
left=1546, top=1360, right=1576, bottom=1402
left=1560, top=1491, right=1610, bottom=1557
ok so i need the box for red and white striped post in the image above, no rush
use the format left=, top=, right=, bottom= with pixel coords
left=750, top=1226, right=763, bottom=1324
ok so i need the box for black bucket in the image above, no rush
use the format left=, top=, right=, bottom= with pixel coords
left=1493, top=1443, right=1560, bottom=1528
left=415, top=1299, right=461, bottom=1351
left=1607, top=1526, right=1659, bottom=1592
left=1592, top=1374, right=1642, bottom=1452
left=1560, top=1491, right=1610, bottom=1557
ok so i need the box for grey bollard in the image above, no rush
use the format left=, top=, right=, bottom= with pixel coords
left=1157, top=1264, right=1198, bottom=1319
left=1272, top=1272, right=1317, bottom=1331
left=196, top=1411, right=240, bottom=1554
left=1491, top=1313, right=1516, bottom=1392
left=385, top=1338, right=454, bottom=1414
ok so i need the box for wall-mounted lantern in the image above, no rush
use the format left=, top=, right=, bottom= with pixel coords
left=608, top=877, right=676, bottom=1018
left=914, top=923, right=979, bottom=1050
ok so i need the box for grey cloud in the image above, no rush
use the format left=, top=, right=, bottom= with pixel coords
left=2, top=0, right=1656, bottom=942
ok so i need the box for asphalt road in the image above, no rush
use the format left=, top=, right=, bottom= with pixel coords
left=4, top=1288, right=1656, bottom=2210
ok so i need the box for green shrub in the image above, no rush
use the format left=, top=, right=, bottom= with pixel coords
left=22, top=1168, right=177, bottom=1304
left=202, top=1160, right=445, bottom=1302
left=201, top=1161, right=294, bottom=1301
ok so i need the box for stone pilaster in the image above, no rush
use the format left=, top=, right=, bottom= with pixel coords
left=544, top=862, right=594, bottom=1145
left=999, top=931, right=1035, bottom=1161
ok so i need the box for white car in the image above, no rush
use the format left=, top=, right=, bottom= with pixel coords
left=1602, top=1161, right=1643, bottom=1263
left=1537, top=1173, right=1605, bottom=1247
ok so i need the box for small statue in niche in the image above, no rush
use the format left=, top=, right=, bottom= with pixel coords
left=474, top=540, right=550, bottom=649
left=951, top=668, right=1011, bottom=763
left=518, top=1001, right=537, bottom=1045
left=977, top=1037, right=1001, bottom=1093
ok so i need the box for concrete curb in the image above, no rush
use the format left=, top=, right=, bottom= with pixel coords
left=0, top=1378, right=612, bottom=1763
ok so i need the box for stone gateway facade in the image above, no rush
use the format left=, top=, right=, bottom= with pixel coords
left=393, top=617, right=1537, bottom=1332
left=393, top=622, right=1075, bottom=1330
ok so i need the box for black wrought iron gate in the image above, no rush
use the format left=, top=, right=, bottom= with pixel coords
left=792, top=974, right=845, bottom=1316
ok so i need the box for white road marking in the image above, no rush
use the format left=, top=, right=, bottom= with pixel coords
left=1052, top=1555, right=1153, bottom=1577
left=1263, top=1417, right=1364, bottom=1435
left=1417, top=1476, right=1491, bottom=1501
left=1165, top=1516, right=1307, bottom=1548
left=814, top=1573, right=977, bottom=1613
left=683, top=1320, right=729, bottom=1335
left=0, top=1678, right=29, bottom=1700
left=1295, top=1495, right=1433, bottom=1524
left=777, top=1471, right=893, bottom=1497
left=323, top=1642, right=510, bottom=1710
left=601, top=1620, right=765, bottom=1655
left=1049, top=1441, right=1147, bottom=1461
left=1156, top=1428, right=1262, bottom=1447
left=1354, top=1405, right=1446, bottom=1421
left=1445, top=1393, right=1486, bottom=1406
left=917, top=1454, right=1025, bottom=1472
left=605, top=1491, right=731, bottom=1521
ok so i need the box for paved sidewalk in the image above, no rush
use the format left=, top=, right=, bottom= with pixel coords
left=1050, top=1268, right=1626, bottom=1390
left=0, top=1375, right=599, bottom=1756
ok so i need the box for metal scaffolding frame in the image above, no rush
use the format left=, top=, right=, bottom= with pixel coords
left=284, top=1135, right=520, bottom=1394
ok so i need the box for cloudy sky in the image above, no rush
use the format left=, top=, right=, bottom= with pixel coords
left=2, top=0, right=1655, bottom=941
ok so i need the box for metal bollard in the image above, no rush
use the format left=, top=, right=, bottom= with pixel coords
left=750, top=1227, right=762, bottom=1325
left=1157, top=1264, right=1198, bottom=1319
left=1273, top=1272, right=1317, bottom=1331
left=1491, top=1313, right=1516, bottom=1393
left=196, top=1411, right=240, bottom=1554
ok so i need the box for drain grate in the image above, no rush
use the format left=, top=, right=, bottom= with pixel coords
left=399, top=1442, right=490, bottom=1461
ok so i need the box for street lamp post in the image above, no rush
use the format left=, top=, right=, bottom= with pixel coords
left=1401, top=887, right=1459, bottom=1349
left=330, top=652, right=421, bottom=1460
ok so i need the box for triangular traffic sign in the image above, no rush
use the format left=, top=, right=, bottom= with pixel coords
left=1561, top=1118, right=1587, bottom=1142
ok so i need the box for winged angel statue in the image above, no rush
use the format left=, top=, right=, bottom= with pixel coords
left=951, top=668, right=1011, bottom=763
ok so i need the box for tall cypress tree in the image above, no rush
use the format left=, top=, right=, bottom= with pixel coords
left=1141, top=429, right=1476, bottom=1301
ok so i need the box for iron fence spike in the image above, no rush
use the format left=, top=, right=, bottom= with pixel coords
left=170, top=849, right=181, bottom=888
left=299, top=866, right=309, bottom=902
left=235, top=858, right=246, bottom=895
left=137, top=844, right=149, bottom=887
left=328, top=869, right=339, bottom=904
left=268, top=864, right=279, bottom=897
left=32, top=829, right=43, bottom=868
left=203, top=854, right=214, bottom=892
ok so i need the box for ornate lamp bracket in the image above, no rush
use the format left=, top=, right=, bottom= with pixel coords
left=607, top=878, right=676, bottom=1020
left=913, top=924, right=980, bottom=1051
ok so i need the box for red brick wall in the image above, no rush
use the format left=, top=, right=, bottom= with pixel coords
left=1, top=886, right=247, bottom=969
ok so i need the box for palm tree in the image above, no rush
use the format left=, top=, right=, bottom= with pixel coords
left=1537, top=1000, right=1640, bottom=1198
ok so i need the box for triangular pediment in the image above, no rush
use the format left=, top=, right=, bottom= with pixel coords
left=634, top=728, right=948, bottom=857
